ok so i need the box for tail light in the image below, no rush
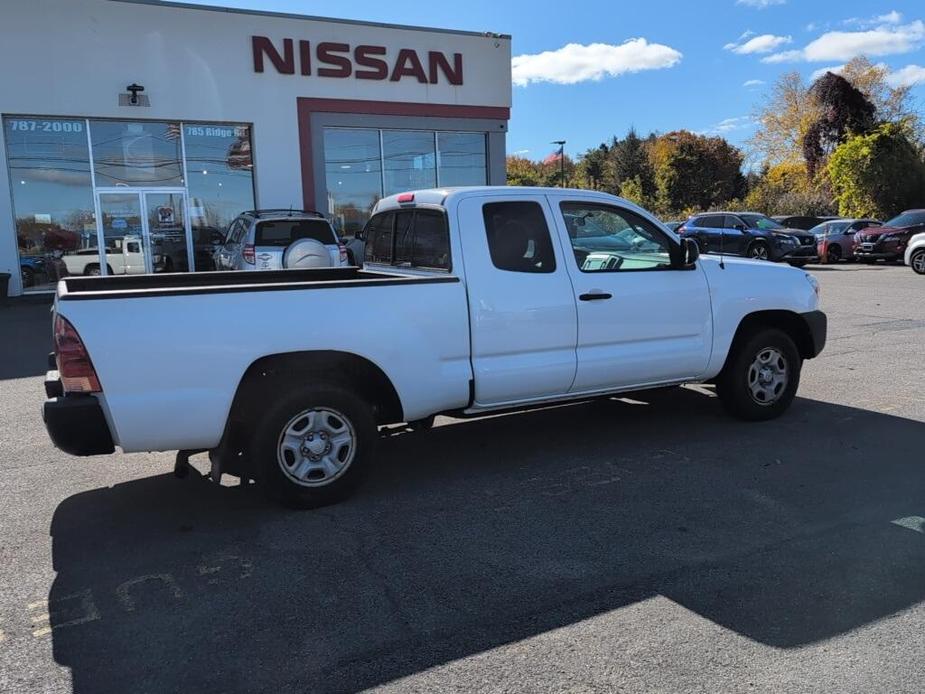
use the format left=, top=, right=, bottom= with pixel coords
left=338, top=243, right=348, bottom=264
left=243, top=243, right=256, bottom=264
left=54, top=314, right=101, bottom=393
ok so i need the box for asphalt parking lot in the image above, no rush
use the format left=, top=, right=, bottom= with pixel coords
left=1, top=263, right=923, bottom=694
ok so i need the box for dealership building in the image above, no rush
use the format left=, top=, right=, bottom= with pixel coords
left=0, top=0, right=511, bottom=294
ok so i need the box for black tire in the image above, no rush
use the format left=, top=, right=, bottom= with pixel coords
left=747, top=241, right=770, bottom=261
left=21, top=267, right=34, bottom=288
left=84, top=264, right=101, bottom=276
left=716, top=327, right=801, bottom=421
left=826, top=244, right=842, bottom=263
left=911, top=249, right=925, bottom=275
left=250, top=383, right=377, bottom=509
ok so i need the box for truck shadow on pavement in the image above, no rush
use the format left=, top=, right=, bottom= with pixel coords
left=47, top=388, right=925, bottom=693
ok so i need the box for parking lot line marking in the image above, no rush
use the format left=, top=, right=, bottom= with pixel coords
left=891, top=516, right=925, bottom=534
left=30, top=613, right=49, bottom=623
left=31, top=626, right=52, bottom=638
left=26, top=600, right=47, bottom=610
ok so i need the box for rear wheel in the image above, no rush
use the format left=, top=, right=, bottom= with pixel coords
left=826, top=244, right=842, bottom=263
left=250, top=383, right=377, bottom=508
left=911, top=249, right=925, bottom=275
left=84, top=264, right=101, bottom=276
left=716, top=327, right=801, bottom=421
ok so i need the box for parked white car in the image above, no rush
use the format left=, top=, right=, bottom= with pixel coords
left=214, top=209, right=349, bottom=271
left=44, top=187, right=826, bottom=508
left=62, top=235, right=148, bottom=276
left=905, top=231, right=925, bottom=274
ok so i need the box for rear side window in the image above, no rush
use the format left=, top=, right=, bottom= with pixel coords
left=411, top=211, right=451, bottom=269
left=255, top=219, right=336, bottom=247
left=365, top=212, right=395, bottom=264
left=696, top=215, right=723, bottom=228
left=365, top=210, right=451, bottom=270
left=483, top=201, right=556, bottom=273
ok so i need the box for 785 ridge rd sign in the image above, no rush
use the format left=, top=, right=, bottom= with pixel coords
left=252, top=36, right=464, bottom=85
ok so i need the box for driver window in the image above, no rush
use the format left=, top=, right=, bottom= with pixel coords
left=559, top=202, right=673, bottom=272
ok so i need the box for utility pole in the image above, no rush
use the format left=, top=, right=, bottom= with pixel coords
left=551, top=140, right=566, bottom=187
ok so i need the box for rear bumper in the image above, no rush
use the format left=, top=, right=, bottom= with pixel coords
left=800, top=310, right=827, bottom=358
left=43, top=385, right=114, bottom=456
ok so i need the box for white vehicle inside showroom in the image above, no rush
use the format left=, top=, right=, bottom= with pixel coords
left=0, top=0, right=511, bottom=296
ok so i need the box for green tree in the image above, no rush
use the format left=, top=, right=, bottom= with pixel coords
left=827, top=123, right=925, bottom=218
left=618, top=175, right=654, bottom=209
left=575, top=145, right=610, bottom=190
left=506, top=156, right=542, bottom=186
left=610, top=128, right=655, bottom=198
left=745, top=162, right=834, bottom=215
left=650, top=131, right=745, bottom=214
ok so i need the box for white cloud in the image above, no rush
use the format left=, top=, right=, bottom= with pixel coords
left=736, top=0, right=785, bottom=8
left=511, top=39, right=682, bottom=86
left=843, top=11, right=903, bottom=28
left=762, top=20, right=925, bottom=63
left=725, top=33, right=792, bottom=54
left=511, top=149, right=531, bottom=156
left=810, top=64, right=845, bottom=81
left=886, top=64, right=925, bottom=87
left=699, top=116, right=756, bottom=136
left=743, top=78, right=765, bottom=86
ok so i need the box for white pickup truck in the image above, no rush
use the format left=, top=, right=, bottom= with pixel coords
left=43, top=187, right=826, bottom=508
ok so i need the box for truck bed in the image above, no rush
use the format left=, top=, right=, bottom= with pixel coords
left=58, top=267, right=458, bottom=300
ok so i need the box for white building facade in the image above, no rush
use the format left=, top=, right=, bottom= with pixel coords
left=0, top=0, right=511, bottom=294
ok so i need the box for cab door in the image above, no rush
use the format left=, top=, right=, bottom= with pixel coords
left=548, top=196, right=713, bottom=392
left=457, top=195, right=578, bottom=406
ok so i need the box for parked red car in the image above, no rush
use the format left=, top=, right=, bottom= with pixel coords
left=854, top=210, right=925, bottom=263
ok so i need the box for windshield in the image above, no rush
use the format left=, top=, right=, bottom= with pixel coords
left=885, top=211, right=925, bottom=228
left=738, top=213, right=781, bottom=230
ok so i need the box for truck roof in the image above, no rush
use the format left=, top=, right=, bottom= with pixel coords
left=374, top=186, right=634, bottom=214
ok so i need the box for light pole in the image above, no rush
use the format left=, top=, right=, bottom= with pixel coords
left=551, top=140, right=566, bottom=187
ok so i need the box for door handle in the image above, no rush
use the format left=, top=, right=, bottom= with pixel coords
left=579, top=291, right=612, bottom=301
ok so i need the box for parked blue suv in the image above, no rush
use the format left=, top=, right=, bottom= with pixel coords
left=677, top=212, right=818, bottom=266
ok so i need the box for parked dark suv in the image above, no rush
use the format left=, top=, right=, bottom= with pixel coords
left=772, top=215, right=839, bottom=231
left=678, top=212, right=817, bottom=265
left=854, top=209, right=925, bottom=263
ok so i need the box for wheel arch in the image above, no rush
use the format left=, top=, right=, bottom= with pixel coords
left=723, top=310, right=818, bottom=370
left=230, top=350, right=404, bottom=427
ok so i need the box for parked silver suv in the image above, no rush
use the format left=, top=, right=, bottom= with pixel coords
left=214, top=209, right=349, bottom=271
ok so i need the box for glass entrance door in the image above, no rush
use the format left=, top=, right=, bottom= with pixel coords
left=95, top=190, right=191, bottom=275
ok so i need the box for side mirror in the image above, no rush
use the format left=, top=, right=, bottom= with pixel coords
left=679, top=237, right=699, bottom=267
left=735, top=224, right=747, bottom=232
left=354, top=230, right=366, bottom=241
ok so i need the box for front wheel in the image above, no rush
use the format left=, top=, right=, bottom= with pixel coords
left=911, top=249, right=925, bottom=275
left=716, top=328, right=801, bottom=421
left=747, top=242, right=770, bottom=261
left=250, top=384, right=377, bottom=508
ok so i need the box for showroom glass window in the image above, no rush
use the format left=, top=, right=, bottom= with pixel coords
left=183, top=123, right=256, bottom=234
left=437, top=132, right=486, bottom=187
left=3, top=117, right=95, bottom=292
left=90, top=120, right=184, bottom=186
left=323, top=127, right=489, bottom=235
left=382, top=130, right=436, bottom=196
left=323, top=128, right=383, bottom=238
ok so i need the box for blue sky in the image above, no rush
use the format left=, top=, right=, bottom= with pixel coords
left=181, top=0, right=925, bottom=162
